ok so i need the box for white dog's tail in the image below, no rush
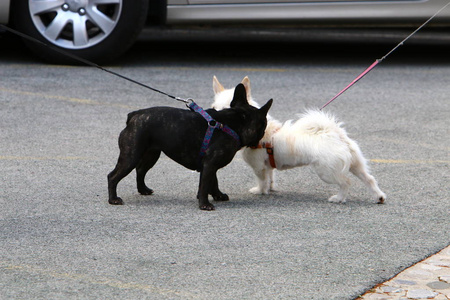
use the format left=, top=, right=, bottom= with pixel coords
left=297, top=109, right=369, bottom=167
left=283, top=109, right=352, bottom=174
left=296, top=109, right=343, bottom=135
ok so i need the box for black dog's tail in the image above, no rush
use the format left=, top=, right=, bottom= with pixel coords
left=126, top=111, right=139, bottom=125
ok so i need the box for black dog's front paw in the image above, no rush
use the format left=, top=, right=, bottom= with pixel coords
left=109, top=197, right=124, bottom=205
left=138, top=186, right=154, bottom=195
left=213, top=193, right=229, bottom=202
left=199, top=202, right=216, bottom=211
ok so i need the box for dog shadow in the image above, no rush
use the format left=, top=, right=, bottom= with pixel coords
left=125, top=193, right=193, bottom=208
left=185, top=191, right=378, bottom=210
left=124, top=191, right=380, bottom=209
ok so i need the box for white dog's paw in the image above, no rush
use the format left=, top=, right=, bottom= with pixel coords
left=328, top=195, right=346, bottom=204
left=249, top=187, right=269, bottom=195
left=269, top=184, right=277, bottom=192
left=376, top=193, right=387, bottom=204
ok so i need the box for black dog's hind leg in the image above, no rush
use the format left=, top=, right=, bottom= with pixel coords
left=136, top=149, right=161, bottom=195
left=107, top=130, right=145, bottom=205
left=210, top=173, right=229, bottom=202
left=108, top=158, right=137, bottom=205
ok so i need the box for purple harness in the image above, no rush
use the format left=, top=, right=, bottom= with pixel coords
left=189, top=102, right=241, bottom=170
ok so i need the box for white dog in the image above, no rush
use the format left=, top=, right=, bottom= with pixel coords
left=212, top=76, right=386, bottom=204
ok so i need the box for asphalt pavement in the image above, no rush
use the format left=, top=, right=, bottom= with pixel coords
left=0, top=32, right=449, bottom=299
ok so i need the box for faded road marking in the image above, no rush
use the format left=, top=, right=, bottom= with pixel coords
left=371, top=137, right=449, bottom=152
left=189, top=67, right=286, bottom=72
left=2, top=64, right=287, bottom=73
left=0, top=155, right=91, bottom=161
left=1, top=262, right=198, bottom=299
left=0, top=87, right=136, bottom=109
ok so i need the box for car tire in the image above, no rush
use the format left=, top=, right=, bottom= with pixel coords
left=13, top=0, right=149, bottom=64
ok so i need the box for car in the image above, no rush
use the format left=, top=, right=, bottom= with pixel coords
left=1, top=0, right=450, bottom=63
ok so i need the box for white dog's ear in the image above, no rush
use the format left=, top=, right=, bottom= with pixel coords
left=241, top=76, right=251, bottom=100
left=213, top=76, right=225, bottom=95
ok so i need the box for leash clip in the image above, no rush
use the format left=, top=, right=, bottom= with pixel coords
left=175, top=97, right=194, bottom=106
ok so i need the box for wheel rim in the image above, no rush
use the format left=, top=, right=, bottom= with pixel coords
left=29, top=0, right=123, bottom=49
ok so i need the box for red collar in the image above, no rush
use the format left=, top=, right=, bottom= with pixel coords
left=251, top=142, right=276, bottom=169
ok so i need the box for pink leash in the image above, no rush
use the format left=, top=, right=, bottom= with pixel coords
left=320, top=1, right=450, bottom=110
left=320, top=60, right=379, bottom=110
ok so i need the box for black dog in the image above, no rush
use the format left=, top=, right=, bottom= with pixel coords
left=107, top=84, right=272, bottom=210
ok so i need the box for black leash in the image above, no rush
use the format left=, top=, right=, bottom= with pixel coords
left=0, top=24, right=191, bottom=104
left=1, top=24, right=243, bottom=166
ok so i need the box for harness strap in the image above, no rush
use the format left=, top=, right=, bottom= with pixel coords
left=251, top=142, right=276, bottom=169
left=189, top=102, right=241, bottom=170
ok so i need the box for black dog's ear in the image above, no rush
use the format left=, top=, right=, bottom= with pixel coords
left=230, top=84, right=248, bottom=108
left=259, top=99, right=273, bottom=116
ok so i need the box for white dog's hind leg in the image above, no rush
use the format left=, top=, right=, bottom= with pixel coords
left=350, top=162, right=386, bottom=204
left=348, top=143, right=386, bottom=203
left=249, top=168, right=271, bottom=194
